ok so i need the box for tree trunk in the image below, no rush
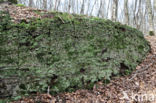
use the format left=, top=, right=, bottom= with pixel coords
left=134, top=0, right=142, bottom=29
left=71, top=0, right=75, bottom=13
left=124, top=0, right=129, bottom=25
left=154, top=0, right=156, bottom=33
left=87, top=0, right=90, bottom=15
left=80, top=0, right=85, bottom=14
left=90, top=0, right=97, bottom=16
left=111, top=0, right=118, bottom=22
left=146, top=0, right=155, bottom=35
left=29, top=0, right=34, bottom=7
left=106, top=0, right=111, bottom=18
left=56, top=0, right=60, bottom=11
left=97, top=0, right=105, bottom=18
left=154, top=0, right=156, bottom=12
left=68, top=0, right=72, bottom=13
left=54, top=0, right=58, bottom=11
left=43, top=0, right=47, bottom=10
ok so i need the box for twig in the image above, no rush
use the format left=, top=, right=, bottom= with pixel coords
left=47, top=86, right=50, bottom=94
left=129, top=54, right=156, bottom=81
left=58, top=15, right=65, bottom=23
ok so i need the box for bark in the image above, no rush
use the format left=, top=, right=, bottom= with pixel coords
left=29, top=0, right=34, bottom=7
left=142, top=6, right=147, bottom=34
left=154, top=0, right=156, bottom=12
left=71, top=0, right=75, bottom=13
left=154, top=0, right=156, bottom=31
left=49, top=0, right=53, bottom=10
left=124, top=0, right=129, bottom=25
left=56, top=0, right=60, bottom=11
left=77, top=0, right=79, bottom=13
left=90, top=0, right=97, bottom=16
left=111, top=0, right=118, bottom=22
left=54, top=0, right=58, bottom=11
left=134, top=0, right=141, bottom=29
left=133, top=0, right=138, bottom=26
left=68, top=0, right=72, bottom=13
left=87, top=0, right=90, bottom=15
left=80, top=0, right=85, bottom=14
left=146, top=0, right=155, bottom=35
left=154, top=0, right=156, bottom=20
left=97, top=0, right=105, bottom=18
left=43, top=0, right=47, bottom=10
left=106, top=0, right=111, bottom=18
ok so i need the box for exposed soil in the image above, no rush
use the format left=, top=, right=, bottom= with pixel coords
left=1, top=4, right=155, bottom=103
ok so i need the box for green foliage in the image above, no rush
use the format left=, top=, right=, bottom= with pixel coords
left=149, top=31, right=155, bottom=36
left=0, top=11, right=150, bottom=98
left=16, top=4, right=25, bottom=7
left=9, top=0, right=17, bottom=4
left=0, top=0, right=17, bottom=4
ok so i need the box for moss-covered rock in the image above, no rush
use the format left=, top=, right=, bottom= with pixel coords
left=149, top=31, right=155, bottom=36
left=0, top=0, right=17, bottom=4
left=0, top=11, right=150, bottom=97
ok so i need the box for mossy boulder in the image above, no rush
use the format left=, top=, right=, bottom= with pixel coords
left=0, top=0, right=17, bottom=4
left=149, top=31, right=155, bottom=36
left=0, top=11, right=150, bottom=97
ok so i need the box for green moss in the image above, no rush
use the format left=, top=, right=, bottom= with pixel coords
left=9, top=0, right=17, bottom=4
left=149, top=31, right=155, bottom=36
left=0, top=0, right=17, bottom=4
left=0, top=11, right=150, bottom=98
left=16, top=4, right=25, bottom=7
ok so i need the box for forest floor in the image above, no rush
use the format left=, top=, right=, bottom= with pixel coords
left=1, top=4, right=156, bottom=103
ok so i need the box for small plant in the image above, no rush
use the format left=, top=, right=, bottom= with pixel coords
left=16, top=4, right=25, bottom=7
left=149, top=31, right=155, bottom=36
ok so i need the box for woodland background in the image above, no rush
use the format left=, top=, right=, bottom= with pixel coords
left=18, top=0, right=156, bottom=35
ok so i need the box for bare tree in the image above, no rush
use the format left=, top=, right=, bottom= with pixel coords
left=43, top=0, right=47, bottom=10
left=97, top=0, right=105, bottom=18
left=154, top=0, right=156, bottom=30
left=80, top=0, right=85, bottom=14
left=106, top=0, right=111, bottom=18
left=18, top=0, right=156, bottom=35
left=133, top=0, right=138, bottom=26
left=29, top=0, right=34, bottom=7
left=154, top=0, right=156, bottom=17
left=71, top=0, right=75, bottom=13
left=90, top=0, right=97, bottom=16
left=68, top=0, right=72, bottom=13
left=49, top=0, right=53, bottom=10
left=87, top=0, right=91, bottom=15
left=111, top=0, right=118, bottom=21
left=76, top=0, right=79, bottom=13
left=134, top=0, right=142, bottom=29
left=56, top=0, right=60, bottom=11
left=54, top=0, right=58, bottom=11
left=154, top=0, right=156, bottom=11
left=146, top=0, right=155, bottom=35
left=124, top=0, right=129, bottom=24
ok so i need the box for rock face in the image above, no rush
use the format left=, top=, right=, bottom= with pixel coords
left=0, top=10, right=150, bottom=98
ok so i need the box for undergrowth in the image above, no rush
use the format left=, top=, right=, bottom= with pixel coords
left=0, top=11, right=150, bottom=100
